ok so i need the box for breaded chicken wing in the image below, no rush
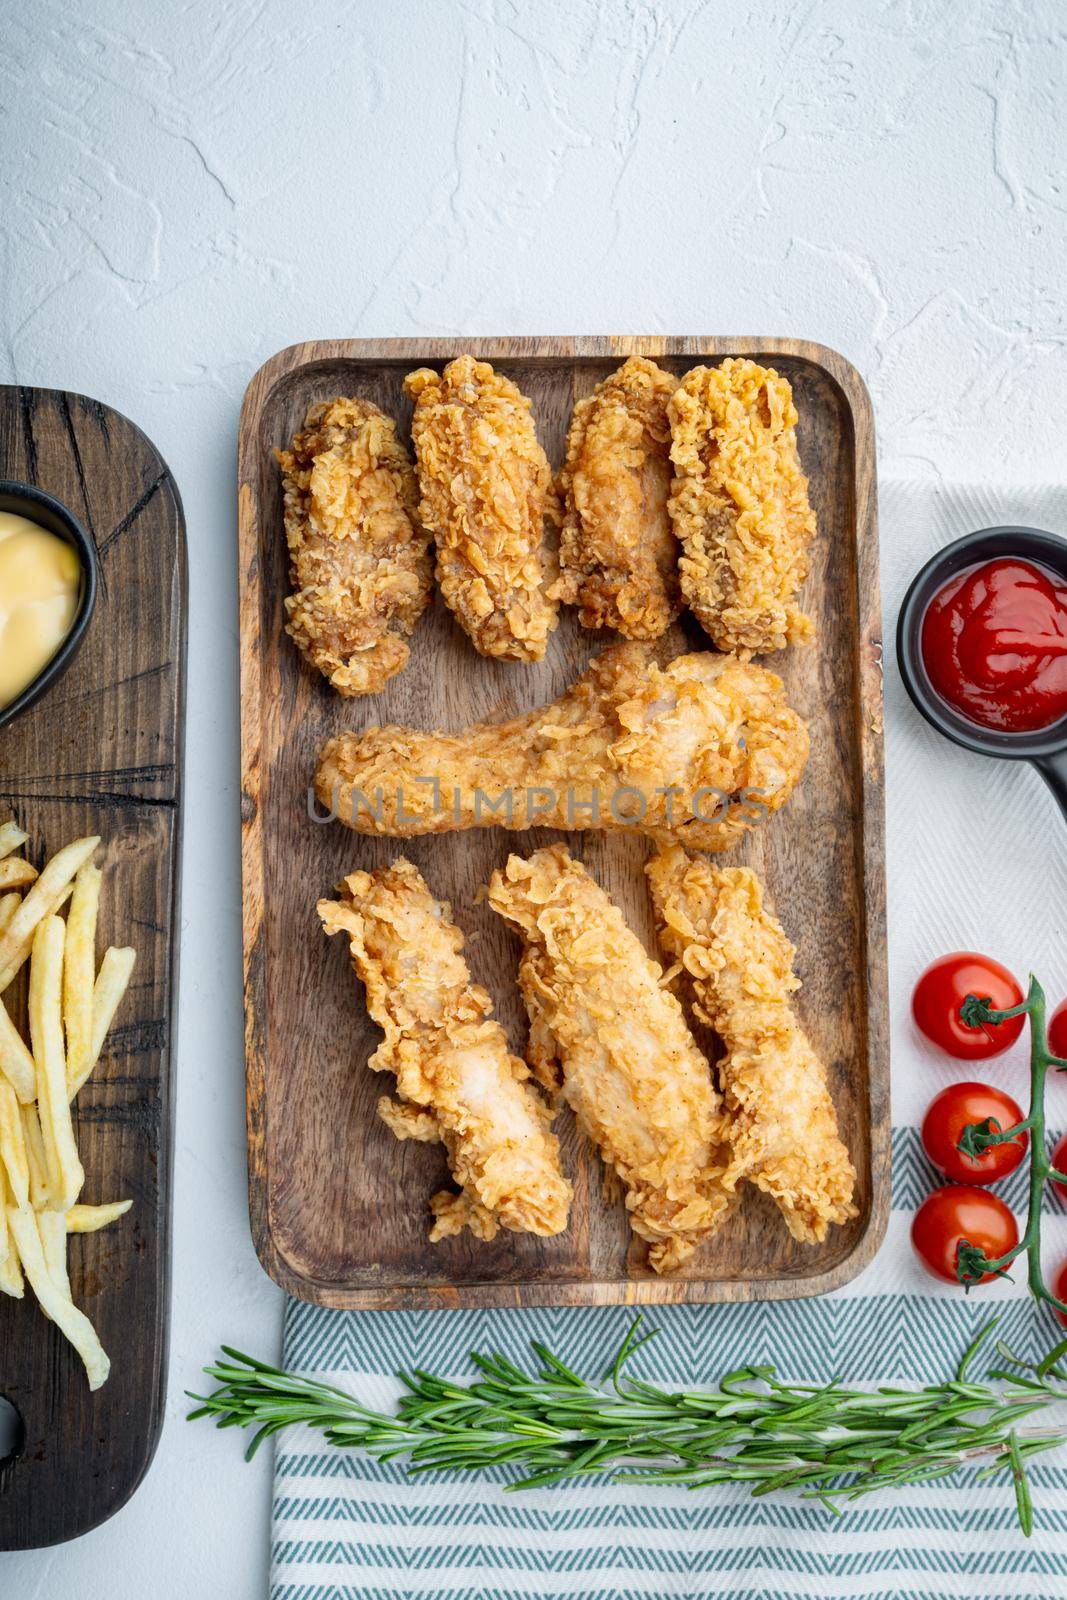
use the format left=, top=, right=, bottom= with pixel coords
left=318, top=858, right=571, bottom=1241
left=486, top=845, right=733, bottom=1272
left=315, top=641, right=808, bottom=852
left=404, top=356, right=558, bottom=661
left=668, top=359, right=816, bottom=653
left=277, top=397, right=432, bottom=695
left=647, top=847, right=856, bottom=1244
left=552, top=355, right=679, bottom=638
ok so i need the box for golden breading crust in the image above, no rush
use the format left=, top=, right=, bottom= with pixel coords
left=404, top=356, right=558, bottom=661
left=315, top=641, right=809, bottom=853
left=552, top=355, right=679, bottom=638
left=318, top=858, right=572, bottom=1241
left=668, top=359, right=816, bottom=653
left=647, top=847, right=856, bottom=1244
left=277, top=397, right=432, bottom=696
left=486, top=845, right=733, bottom=1273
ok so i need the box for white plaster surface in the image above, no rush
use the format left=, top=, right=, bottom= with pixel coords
left=1, top=1, right=1065, bottom=1594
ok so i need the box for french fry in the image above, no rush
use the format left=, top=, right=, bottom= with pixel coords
left=29, top=916, right=83, bottom=1211
left=0, top=834, right=98, bottom=993
left=0, top=1166, right=24, bottom=1298
left=0, top=828, right=138, bottom=1387
left=21, top=1104, right=51, bottom=1208
left=0, top=1249, right=23, bottom=1299
left=7, top=1206, right=109, bottom=1388
left=0, top=991, right=36, bottom=1103
left=0, top=858, right=37, bottom=891
left=37, top=1209, right=70, bottom=1302
left=66, top=1199, right=132, bottom=1233
left=0, top=1078, right=29, bottom=1207
left=0, top=885, right=33, bottom=1104
left=63, top=862, right=100, bottom=1095
left=0, top=894, right=39, bottom=1104
left=0, top=822, right=28, bottom=861
left=0, top=1208, right=14, bottom=1296
left=69, top=946, right=136, bottom=1101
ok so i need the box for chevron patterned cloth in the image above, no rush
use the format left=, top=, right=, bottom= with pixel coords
left=272, top=483, right=1067, bottom=1598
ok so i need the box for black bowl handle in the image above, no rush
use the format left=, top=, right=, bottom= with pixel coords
left=1034, top=751, right=1067, bottom=824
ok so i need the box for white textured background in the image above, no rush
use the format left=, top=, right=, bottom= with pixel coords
left=2, top=1, right=1066, bottom=1595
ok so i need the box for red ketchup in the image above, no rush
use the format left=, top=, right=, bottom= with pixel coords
left=922, top=557, right=1067, bottom=732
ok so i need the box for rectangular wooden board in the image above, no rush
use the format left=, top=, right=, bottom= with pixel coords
left=0, top=386, right=185, bottom=1546
left=238, top=336, right=888, bottom=1309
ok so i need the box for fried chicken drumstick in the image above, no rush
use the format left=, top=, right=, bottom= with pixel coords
left=277, top=397, right=432, bottom=696
left=552, top=355, right=679, bottom=639
left=404, top=356, right=558, bottom=661
left=315, top=641, right=808, bottom=853
left=668, top=359, right=816, bottom=653
left=318, top=859, right=571, bottom=1242
left=647, top=847, right=856, bottom=1244
left=487, top=846, right=733, bottom=1272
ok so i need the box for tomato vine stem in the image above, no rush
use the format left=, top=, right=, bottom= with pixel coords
left=956, top=978, right=1067, bottom=1317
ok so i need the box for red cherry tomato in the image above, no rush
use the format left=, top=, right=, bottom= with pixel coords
left=1053, top=1258, right=1067, bottom=1330
left=921, top=1082, right=1027, bottom=1185
left=911, top=1185, right=1018, bottom=1285
left=1049, top=999, right=1067, bottom=1063
left=912, top=953, right=1025, bottom=1059
left=1051, top=1133, right=1067, bottom=1199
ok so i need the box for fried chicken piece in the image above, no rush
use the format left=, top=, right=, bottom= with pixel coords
left=647, top=847, right=856, bottom=1244
left=486, top=846, right=733, bottom=1272
left=552, top=355, right=679, bottom=638
left=318, top=859, right=571, bottom=1241
left=404, top=356, right=558, bottom=661
left=277, top=397, right=432, bottom=696
left=668, top=359, right=816, bottom=653
left=315, top=641, right=808, bottom=853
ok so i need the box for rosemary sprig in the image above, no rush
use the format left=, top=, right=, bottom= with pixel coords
left=956, top=977, right=1067, bottom=1315
left=189, top=1317, right=1067, bottom=1533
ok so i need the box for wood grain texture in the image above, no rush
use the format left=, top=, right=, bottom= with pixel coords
left=238, top=337, right=888, bottom=1309
left=0, top=388, right=185, bottom=1548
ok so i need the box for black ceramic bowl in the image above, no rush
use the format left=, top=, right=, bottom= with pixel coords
left=0, top=480, right=98, bottom=732
left=896, top=524, right=1067, bottom=816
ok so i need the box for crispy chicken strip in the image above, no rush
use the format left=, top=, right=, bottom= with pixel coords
left=486, top=845, right=733, bottom=1272
left=552, top=355, right=679, bottom=638
left=404, top=356, right=558, bottom=661
left=647, top=848, right=856, bottom=1244
left=277, top=398, right=432, bottom=696
left=668, top=359, right=816, bottom=653
left=318, top=859, right=571, bottom=1241
left=316, top=641, right=808, bottom=853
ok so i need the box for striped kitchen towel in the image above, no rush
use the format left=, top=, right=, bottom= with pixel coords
left=272, top=483, right=1067, bottom=1599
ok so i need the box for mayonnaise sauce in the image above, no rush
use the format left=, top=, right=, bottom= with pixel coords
left=0, top=511, right=83, bottom=709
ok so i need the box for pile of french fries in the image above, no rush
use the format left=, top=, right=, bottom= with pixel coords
left=0, top=821, right=136, bottom=1390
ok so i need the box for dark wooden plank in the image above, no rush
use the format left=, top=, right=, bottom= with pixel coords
left=238, top=337, right=888, bottom=1308
left=0, top=388, right=185, bottom=1547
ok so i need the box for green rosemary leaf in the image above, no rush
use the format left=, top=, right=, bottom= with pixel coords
left=956, top=1320, right=998, bottom=1382
left=608, top=1316, right=660, bottom=1388
left=1008, top=1431, right=1034, bottom=1537
left=1036, top=1337, right=1067, bottom=1379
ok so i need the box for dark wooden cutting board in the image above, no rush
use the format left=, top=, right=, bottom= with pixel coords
left=0, top=387, right=185, bottom=1548
left=239, top=337, right=889, bottom=1310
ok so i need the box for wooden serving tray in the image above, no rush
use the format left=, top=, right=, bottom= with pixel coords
left=0, top=388, right=185, bottom=1547
left=239, top=337, right=888, bottom=1310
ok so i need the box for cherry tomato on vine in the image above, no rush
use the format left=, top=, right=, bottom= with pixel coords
left=1050, top=1133, right=1067, bottom=1200
left=921, top=1082, right=1027, bottom=1185
left=1052, top=1257, right=1067, bottom=1330
left=1049, top=999, right=1067, bottom=1063
left=912, top=953, right=1025, bottom=1060
left=911, top=1185, right=1018, bottom=1285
